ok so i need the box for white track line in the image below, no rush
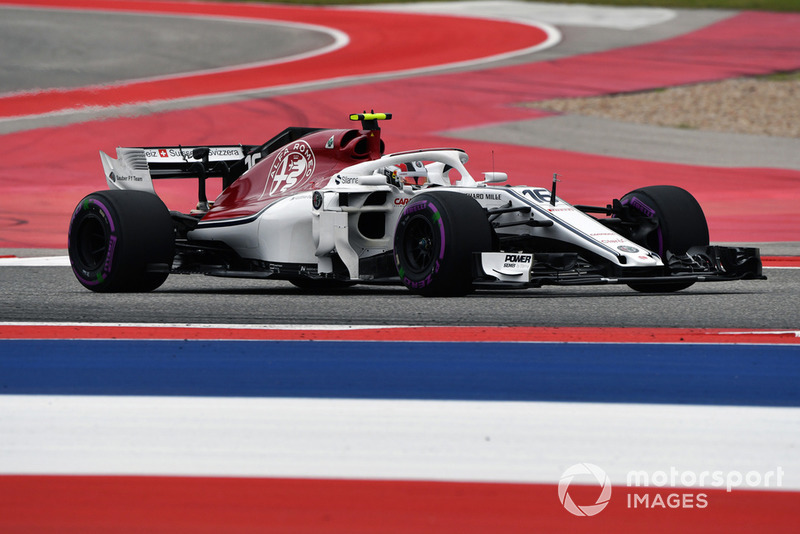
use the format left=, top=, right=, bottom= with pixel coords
left=346, top=1, right=676, bottom=31
left=0, top=256, right=70, bottom=266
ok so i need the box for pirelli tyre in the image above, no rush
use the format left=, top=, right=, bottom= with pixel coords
left=68, top=190, right=175, bottom=292
left=620, top=185, right=709, bottom=293
left=394, top=191, right=492, bottom=296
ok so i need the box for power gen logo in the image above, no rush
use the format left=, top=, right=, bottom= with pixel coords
left=504, top=254, right=532, bottom=263
left=558, top=463, right=612, bottom=516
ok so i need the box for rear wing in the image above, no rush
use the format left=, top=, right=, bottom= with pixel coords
left=100, top=127, right=322, bottom=198
left=101, top=145, right=255, bottom=194
left=140, top=146, right=249, bottom=173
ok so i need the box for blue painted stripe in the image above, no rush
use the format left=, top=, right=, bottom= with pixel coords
left=0, top=340, right=797, bottom=406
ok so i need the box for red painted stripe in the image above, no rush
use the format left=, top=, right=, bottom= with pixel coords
left=0, top=0, right=549, bottom=119
left=762, top=256, right=800, bottom=267
left=0, top=476, right=795, bottom=534
left=0, top=325, right=797, bottom=344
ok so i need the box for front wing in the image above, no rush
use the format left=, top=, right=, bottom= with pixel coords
left=475, top=246, right=764, bottom=288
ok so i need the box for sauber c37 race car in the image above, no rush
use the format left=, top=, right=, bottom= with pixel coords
left=68, top=113, right=764, bottom=296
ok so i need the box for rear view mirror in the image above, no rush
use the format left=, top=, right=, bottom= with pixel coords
left=481, top=172, right=508, bottom=184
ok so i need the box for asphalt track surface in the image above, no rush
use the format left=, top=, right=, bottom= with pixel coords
left=1, top=2, right=799, bottom=533
left=0, top=6, right=339, bottom=94
left=0, top=263, right=796, bottom=329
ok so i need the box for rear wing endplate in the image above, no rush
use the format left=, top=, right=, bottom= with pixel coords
left=100, top=145, right=251, bottom=193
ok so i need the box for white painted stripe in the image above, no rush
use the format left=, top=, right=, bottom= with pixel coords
left=1, top=395, right=797, bottom=490
left=721, top=330, right=800, bottom=338
left=0, top=255, right=70, bottom=266
left=347, top=1, right=676, bottom=31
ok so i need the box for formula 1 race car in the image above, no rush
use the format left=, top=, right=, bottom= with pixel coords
left=68, top=112, right=764, bottom=296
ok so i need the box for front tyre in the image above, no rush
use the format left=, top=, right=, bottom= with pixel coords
left=68, top=190, right=175, bottom=292
left=394, top=192, right=492, bottom=296
left=621, top=185, right=709, bottom=293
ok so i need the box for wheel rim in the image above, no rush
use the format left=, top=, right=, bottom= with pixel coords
left=402, top=215, right=436, bottom=274
left=76, top=213, right=109, bottom=271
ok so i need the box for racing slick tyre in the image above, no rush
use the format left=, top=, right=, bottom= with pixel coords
left=620, top=185, right=709, bottom=293
left=394, top=191, right=492, bottom=296
left=68, top=190, right=175, bottom=292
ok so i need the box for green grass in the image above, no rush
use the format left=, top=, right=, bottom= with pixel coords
left=758, top=70, right=800, bottom=81
left=527, top=0, right=799, bottom=10
left=241, top=0, right=800, bottom=12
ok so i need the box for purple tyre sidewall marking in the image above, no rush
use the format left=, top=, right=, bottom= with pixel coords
left=433, top=205, right=445, bottom=263
left=397, top=199, right=446, bottom=288
left=621, top=196, right=664, bottom=256
left=70, top=197, right=117, bottom=286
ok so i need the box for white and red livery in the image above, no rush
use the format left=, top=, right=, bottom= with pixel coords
left=68, top=113, right=763, bottom=295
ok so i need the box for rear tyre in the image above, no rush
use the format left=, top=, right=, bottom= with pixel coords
left=620, top=185, right=709, bottom=293
left=68, top=190, right=175, bottom=292
left=394, top=192, right=492, bottom=296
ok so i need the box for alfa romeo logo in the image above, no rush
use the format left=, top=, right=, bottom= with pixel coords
left=558, top=463, right=612, bottom=516
left=262, top=140, right=316, bottom=198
